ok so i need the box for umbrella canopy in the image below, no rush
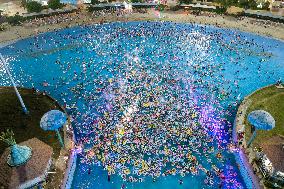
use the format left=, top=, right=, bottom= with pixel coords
left=248, top=110, right=275, bottom=130
left=40, top=110, right=67, bottom=131
left=7, top=144, right=32, bottom=167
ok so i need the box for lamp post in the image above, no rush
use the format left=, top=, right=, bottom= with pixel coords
left=247, top=128, right=257, bottom=147
left=247, top=110, right=275, bottom=147
left=0, top=54, right=29, bottom=114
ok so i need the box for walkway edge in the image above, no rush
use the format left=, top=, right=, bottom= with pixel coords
left=43, top=90, right=78, bottom=189
left=233, top=84, right=275, bottom=189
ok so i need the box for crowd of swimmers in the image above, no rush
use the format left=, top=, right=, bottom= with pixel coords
left=10, top=19, right=280, bottom=189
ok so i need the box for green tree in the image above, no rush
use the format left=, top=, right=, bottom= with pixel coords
left=21, top=0, right=27, bottom=8
left=215, top=0, right=238, bottom=8
left=91, top=0, right=100, bottom=4
left=0, top=24, right=5, bottom=31
left=179, top=0, right=192, bottom=4
left=48, top=0, right=63, bottom=10
left=130, top=0, right=144, bottom=3
left=238, top=0, right=249, bottom=8
left=248, top=0, right=257, bottom=9
left=7, top=13, right=25, bottom=25
left=238, top=0, right=258, bottom=9
left=262, top=1, right=270, bottom=10
left=26, top=1, right=43, bottom=13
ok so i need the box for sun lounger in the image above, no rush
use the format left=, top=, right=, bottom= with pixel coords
left=276, top=84, right=284, bottom=89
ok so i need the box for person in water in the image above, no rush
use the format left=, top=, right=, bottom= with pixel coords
left=23, top=22, right=272, bottom=189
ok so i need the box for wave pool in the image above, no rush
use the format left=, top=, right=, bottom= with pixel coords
left=0, top=21, right=284, bottom=189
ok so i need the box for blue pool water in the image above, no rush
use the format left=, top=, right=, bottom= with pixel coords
left=60, top=0, right=78, bottom=4
left=0, top=21, right=283, bottom=189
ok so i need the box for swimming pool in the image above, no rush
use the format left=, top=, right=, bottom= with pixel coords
left=0, top=21, right=283, bottom=189
left=60, top=0, right=78, bottom=4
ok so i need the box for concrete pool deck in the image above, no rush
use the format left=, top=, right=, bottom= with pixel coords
left=233, top=96, right=260, bottom=189
left=0, top=9, right=284, bottom=47
left=45, top=92, right=77, bottom=189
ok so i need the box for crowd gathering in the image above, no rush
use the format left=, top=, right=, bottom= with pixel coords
left=18, top=21, right=276, bottom=188
left=2, top=8, right=281, bottom=187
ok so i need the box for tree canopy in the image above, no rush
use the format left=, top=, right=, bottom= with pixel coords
left=48, top=0, right=63, bottom=10
left=26, top=1, right=43, bottom=13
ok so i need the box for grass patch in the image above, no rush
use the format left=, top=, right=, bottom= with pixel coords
left=0, top=87, right=63, bottom=159
left=244, top=86, right=284, bottom=146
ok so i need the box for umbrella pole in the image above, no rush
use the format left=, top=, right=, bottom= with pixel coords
left=0, top=54, right=29, bottom=114
left=56, top=129, right=64, bottom=148
left=247, top=130, right=257, bottom=148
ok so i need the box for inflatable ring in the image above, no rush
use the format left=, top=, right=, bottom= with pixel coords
left=134, top=161, right=139, bottom=167
left=124, top=169, right=131, bottom=175
left=190, top=167, right=197, bottom=175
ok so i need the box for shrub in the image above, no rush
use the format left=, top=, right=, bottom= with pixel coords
left=91, top=0, right=100, bottom=5
left=21, top=0, right=27, bottom=8
left=237, top=0, right=258, bottom=9
left=0, top=24, right=5, bottom=31
left=6, top=14, right=25, bottom=25
left=262, top=1, right=270, bottom=10
left=88, top=6, right=105, bottom=12
left=179, top=0, right=192, bottom=4
left=130, top=0, right=144, bottom=3
left=156, top=4, right=166, bottom=11
left=248, top=0, right=257, bottom=9
left=0, top=14, right=6, bottom=24
left=169, top=6, right=180, bottom=11
left=215, top=7, right=227, bottom=14
left=48, top=0, right=63, bottom=10
left=215, top=0, right=238, bottom=8
left=26, top=1, right=43, bottom=13
left=238, top=0, right=249, bottom=8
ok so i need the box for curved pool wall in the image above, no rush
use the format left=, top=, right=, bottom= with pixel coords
left=232, top=119, right=259, bottom=189
left=0, top=21, right=283, bottom=189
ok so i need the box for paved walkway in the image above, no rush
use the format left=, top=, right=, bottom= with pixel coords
left=233, top=96, right=260, bottom=189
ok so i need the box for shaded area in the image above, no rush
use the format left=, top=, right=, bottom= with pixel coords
left=0, top=87, right=63, bottom=158
left=0, top=87, right=68, bottom=188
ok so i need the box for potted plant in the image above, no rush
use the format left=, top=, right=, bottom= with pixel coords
left=0, top=129, right=32, bottom=167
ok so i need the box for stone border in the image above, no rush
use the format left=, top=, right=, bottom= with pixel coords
left=61, top=150, right=77, bottom=189
left=233, top=84, right=275, bottom=189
